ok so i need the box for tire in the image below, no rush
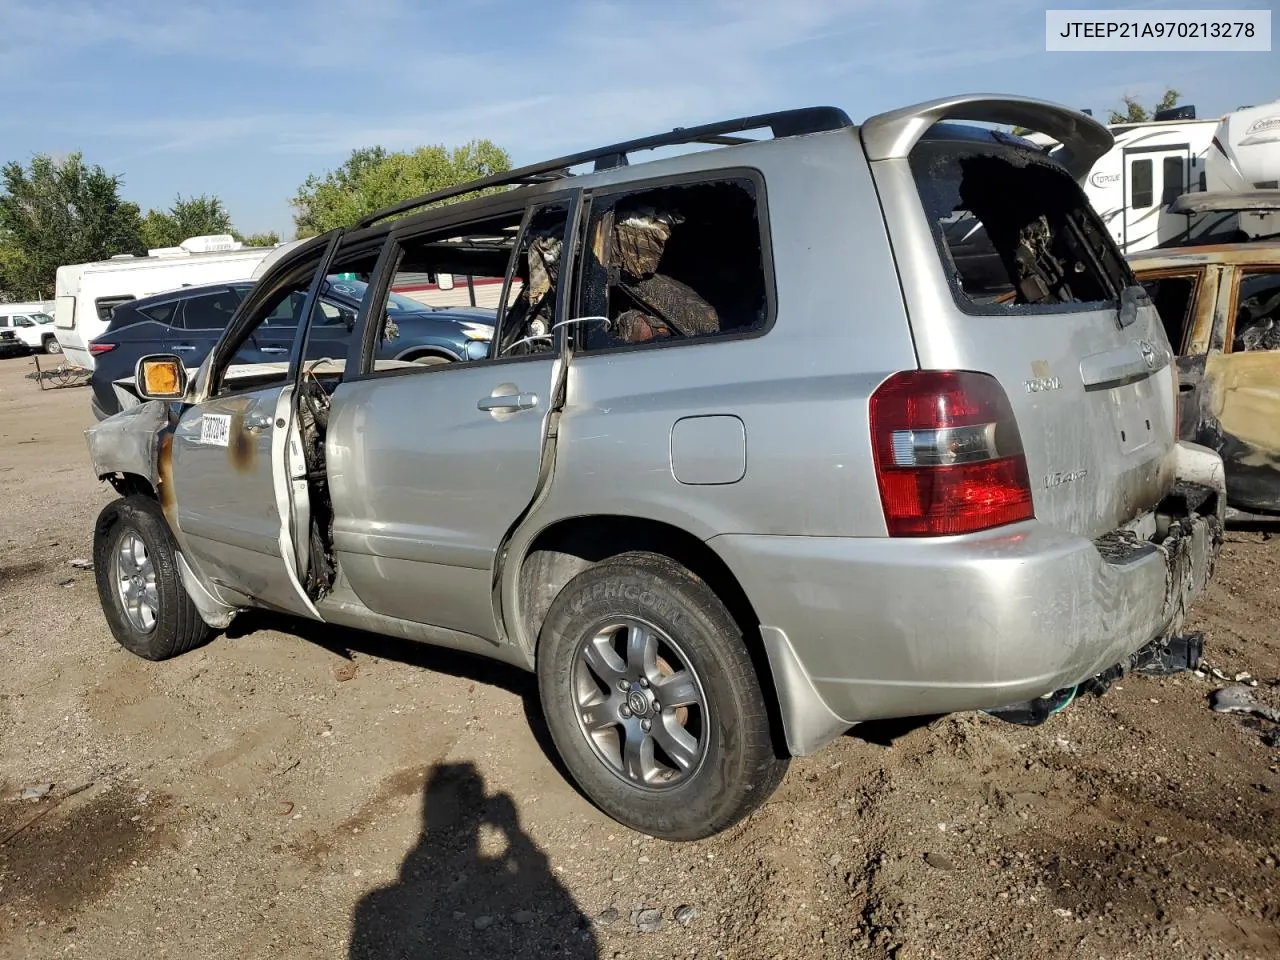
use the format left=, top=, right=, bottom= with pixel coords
left=43, top=336, right=61, bottom=354
left=409, top=353, right=450, bottom=365
left=537, top=551, right=787, bottom=840
left=93, top=495, right=213, bottom=661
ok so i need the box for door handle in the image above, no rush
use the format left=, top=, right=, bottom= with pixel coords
left=172, top=344, right=198, bottom=352
left=243, top=411, right=273, bottom=431
left=260, top=346, right=289, bottom=355
left=478, top=392, right=538, bottom=412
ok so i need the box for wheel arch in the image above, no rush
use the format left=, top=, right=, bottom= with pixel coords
left=392, top=343, right=462, bottom=362
left=511, top=514, right=788, bottom=755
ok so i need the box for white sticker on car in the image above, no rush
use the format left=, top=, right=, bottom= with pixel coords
left=200, top=413, right=231, bottom=447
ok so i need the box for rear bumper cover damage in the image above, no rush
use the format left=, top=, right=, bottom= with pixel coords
left=714, top=441, right=1226, bottom=756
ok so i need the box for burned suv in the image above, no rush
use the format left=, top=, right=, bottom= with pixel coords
left=86, top=95, right=1224, bottom=841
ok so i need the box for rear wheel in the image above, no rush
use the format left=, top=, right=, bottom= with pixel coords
left=42, top=336, right=61, bottom=354
left=93, top=496, right=213, bottom=660
left=537, top=551, right=787, bottom=840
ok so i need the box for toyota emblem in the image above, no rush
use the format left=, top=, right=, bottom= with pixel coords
left=1137, top=339, right=1157, bottom=369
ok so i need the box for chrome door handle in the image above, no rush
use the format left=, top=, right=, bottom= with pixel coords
left=260, top=346, right=289, bottom=355
left=243, top=411, right=273, bottom=431
left=172, top=344, right=198, bottom=352
left=478, top=392, right=538, bottom=412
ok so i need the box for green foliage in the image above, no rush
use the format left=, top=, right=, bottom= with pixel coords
left=0, top=153, right=144, bottom=299
left=292, top=140, right=512, bottom=237
left=140, top=194, right=233, bottom=250
left=1108, top=88, right=1181, bottom=124
left=235, top=230, right=281, bottom=247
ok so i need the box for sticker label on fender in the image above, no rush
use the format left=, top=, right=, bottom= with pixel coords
left=200, top=414, right=231, bottom=446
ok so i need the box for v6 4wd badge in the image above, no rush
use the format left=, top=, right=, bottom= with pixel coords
left=1045, top=469, right=1088, bottom=489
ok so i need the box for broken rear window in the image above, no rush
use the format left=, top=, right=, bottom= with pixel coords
left=576, top=178, right=771, bottom=350
left=911, top=139, right=1132, bottom=312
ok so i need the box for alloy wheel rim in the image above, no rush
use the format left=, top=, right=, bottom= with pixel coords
left=113, top=531, right=159, bottom=633
left=572, top=617, right=709, bottom=790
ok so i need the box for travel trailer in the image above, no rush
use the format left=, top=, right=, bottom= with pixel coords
left=1207, top=98, right=1280, bottom=193
left=1025, top=106, right=1219, bottom=253
left=54, top=235, right=278, bottom=370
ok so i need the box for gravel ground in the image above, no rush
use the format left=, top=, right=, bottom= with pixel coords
left=0, top=353, right=1277, bottom=960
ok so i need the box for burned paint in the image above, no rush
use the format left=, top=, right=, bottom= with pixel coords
left=156, top=431, right=176, bottom=521
left=227, top=408, right=257, bottom=473
left=1204, top=352, right=1280, bottom=459
left=1179, top=351, right=1280, bottom=513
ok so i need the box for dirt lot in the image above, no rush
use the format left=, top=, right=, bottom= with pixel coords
left=0, top=354, right=1277, bottom=960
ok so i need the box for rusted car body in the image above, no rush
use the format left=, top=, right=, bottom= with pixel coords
left=1130, top=239, right=1280, bottom=514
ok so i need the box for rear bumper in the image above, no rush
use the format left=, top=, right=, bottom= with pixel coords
left=712, top=441, right=1225, bottom=755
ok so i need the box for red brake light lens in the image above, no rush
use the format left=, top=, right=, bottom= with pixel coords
left=870, top=370, right=1034, bottom=537
left=88, top=342, right=116, bottom=355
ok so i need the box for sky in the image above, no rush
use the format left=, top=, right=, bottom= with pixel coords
left=1, top=0, right=1274, bottom=237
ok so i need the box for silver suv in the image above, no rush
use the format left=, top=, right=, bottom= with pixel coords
left=86, top=95, right=1225, bottom=840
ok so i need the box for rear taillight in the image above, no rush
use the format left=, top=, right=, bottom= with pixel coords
left=870, top=370, right=1034, bottom=537
left=88, top=342, right=116, bottom=355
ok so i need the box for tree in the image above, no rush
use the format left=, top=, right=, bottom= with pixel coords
left=234, top=230, right=280, bottom=247
left=0, top=153, right=144, bottom=300
left=140, top=194, right=233, bottom=249
left=292, top=140, right=512, bottom=237
left=1109, top=88, right=1181, bottom=124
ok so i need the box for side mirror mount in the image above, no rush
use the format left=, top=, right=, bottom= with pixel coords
left=342, top=309, right=357, bottom=333
left=463, top=339, right=490, bottom=361
left=135, top=355, right=189, bottom=401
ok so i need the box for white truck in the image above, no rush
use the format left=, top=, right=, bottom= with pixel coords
left=0, top=301, right=60, bottom=354
left=53, top=235, right=279, bottom=371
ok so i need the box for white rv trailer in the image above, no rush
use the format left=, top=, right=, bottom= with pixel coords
left=54, top=235, right=278, bottom=370
left=1207, top=98, right=1280, bottom=192
left=1025, top=111, right=1219, bottom=253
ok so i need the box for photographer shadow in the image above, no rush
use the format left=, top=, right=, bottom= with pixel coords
left=349, top=762, right=597, bottom=959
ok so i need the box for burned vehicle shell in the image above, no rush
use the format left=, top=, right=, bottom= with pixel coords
left=1131, top=243, right=1280, bottom=515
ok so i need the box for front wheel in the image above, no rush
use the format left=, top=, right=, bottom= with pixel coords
left=43, top=336, right=62, bottom=354
left=93, top=496, right=213, bottom=660
left=537, top=552, right=787, bottom=841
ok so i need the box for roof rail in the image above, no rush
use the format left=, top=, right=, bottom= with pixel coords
left=354, top=106, right=853, bottom=229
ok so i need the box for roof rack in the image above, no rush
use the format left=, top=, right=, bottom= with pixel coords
left=355, top=106, right=852, bottom=229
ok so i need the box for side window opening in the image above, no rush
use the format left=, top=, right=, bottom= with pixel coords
left=211, top=242, right=378, bottom=396
left=1130, top=159, right=1154, bottom=209
left=576, top=180, right=768, bottom=351
left=913, top=142, right=1130, bottom=309
left=1139, top=275, right=1197, bottom=352
left=1232, top=272, right=1280, bottom=353
left=365, top=206, right=568, bottom=373
left=95, top=295, right=135, bottom=322
left=180, top=291, right=238, bottom=331
left=1162, top=157, right=1185, bottom=205
left=137, top=301, right=180, bottom=327
left=497, top=206, right=569, bottom=356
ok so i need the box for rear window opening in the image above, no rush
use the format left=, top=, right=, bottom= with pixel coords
left=911, top=140, right=1132, bottom=311
left=576, top=179, right=770, bottom=350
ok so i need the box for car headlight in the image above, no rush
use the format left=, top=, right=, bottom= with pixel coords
left=462, top=322, right=493, bottom=341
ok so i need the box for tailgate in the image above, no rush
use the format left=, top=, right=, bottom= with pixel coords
left=863, top=95, right=1177, bottom=538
